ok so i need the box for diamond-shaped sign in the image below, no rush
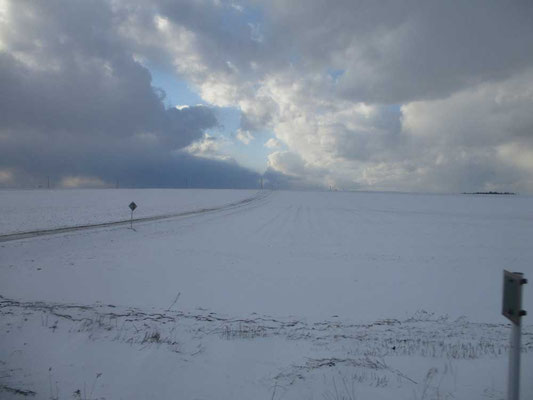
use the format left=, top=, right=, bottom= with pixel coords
left=129, top=201, right=137, bottom=211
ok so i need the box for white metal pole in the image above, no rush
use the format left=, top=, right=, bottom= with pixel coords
left=508, top=321, right=521, bottom=400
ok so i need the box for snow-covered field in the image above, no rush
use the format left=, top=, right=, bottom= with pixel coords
left=0, top=189, right=532, bottom=399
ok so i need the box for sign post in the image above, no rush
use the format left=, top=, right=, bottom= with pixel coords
left=502, top=270, right=527, bottom=400
left=129, top=201, right=137, bottom=229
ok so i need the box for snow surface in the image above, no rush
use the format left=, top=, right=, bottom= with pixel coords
left=0, top=189, right=532, bottom=399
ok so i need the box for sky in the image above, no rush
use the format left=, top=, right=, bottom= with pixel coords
left=1, top=0, right=533, bottom=192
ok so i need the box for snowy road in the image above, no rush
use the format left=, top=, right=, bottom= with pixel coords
left=1, top=190, right=532, bottom=399
left=0, top=190, right=268, bottom=242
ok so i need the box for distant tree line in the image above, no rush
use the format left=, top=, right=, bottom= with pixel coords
left=463, top=191, right=516, bottom=195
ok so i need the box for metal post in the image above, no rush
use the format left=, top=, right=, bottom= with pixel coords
left=508, top=321, right=521, bottom=400
left=503, top=270, right=527, bottom=400
left=130, top=209, right=133, bottom=229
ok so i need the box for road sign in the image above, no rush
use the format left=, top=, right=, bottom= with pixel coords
left=502, top=270, right=527, bottom=325
left=502, top=270, right=527, bottom=400
left=129, top=202, right=137, bottom=229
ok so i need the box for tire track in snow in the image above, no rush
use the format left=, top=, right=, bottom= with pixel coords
left=0, top=191, right=272, bottom=243
left=251, top=207, right=287, bottom=235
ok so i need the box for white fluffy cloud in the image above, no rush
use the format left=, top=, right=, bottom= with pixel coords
left=400, top=69, right=533, bottom=192
left=264, top=138, right=282, bottom=149
left=235, top=129, right=254, bottom=145
left=183, top=133, right=233, bottom=161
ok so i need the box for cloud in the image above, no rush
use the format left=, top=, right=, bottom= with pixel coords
left=0, top=0, right=260, bottom=188
left=264, top=138, right=282, bottom=149
left=267, top=0, right=533, bottom=103
left=2, top=0, right=533, bottom=192
left=127, top=0, right=533, bottom=192
left=183, top=133, right=233, bottom=161
left=0, top=169, right=13, bottom=184
left=236, top=129, right=254, bottom=145
left=60, top=176, right=107, bottom=188
left=400, top=69, right=533, bottom=192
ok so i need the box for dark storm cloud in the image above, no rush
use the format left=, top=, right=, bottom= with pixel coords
left=0, top=0, right=260, bottom=188
left=266, top=0, right=533, bottom=103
